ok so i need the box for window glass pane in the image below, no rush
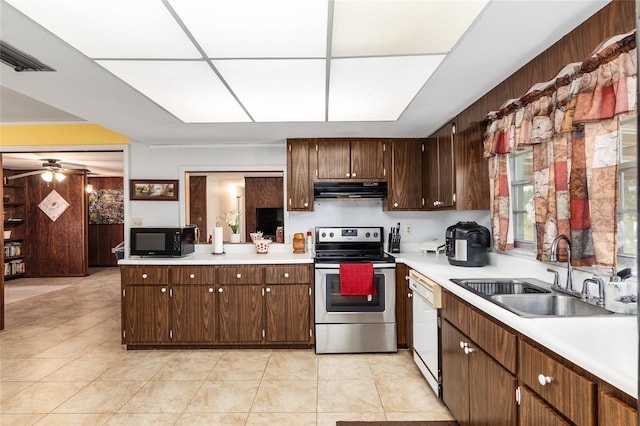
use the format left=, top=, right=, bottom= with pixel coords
left=620, top=168, right=637, bottom=211
left=514, top=212, right=535, bottom=242
left=513, top=148, right=533, bottom=181
left=620, top=115, right=637, bottom=164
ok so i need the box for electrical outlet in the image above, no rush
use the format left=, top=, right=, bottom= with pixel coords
left=405, top=224, right=412, bottom=234
left=132, top=217, right=143, bottom=226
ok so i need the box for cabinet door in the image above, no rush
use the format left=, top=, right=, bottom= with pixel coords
left=122, top=285, right=169, bottom=344
left=437, top=133, right=455, bottom=208
left=441, top=320, right=470, bottom=425
left=455, top=125, right=489, bottom=210
left=350, top=140, right=386, bottom=180
left=287, top=140, right=313, bottom=211
left=423, top=137, right=440, bottom=209
left=395, top=263, right=410, bottom=349
left=216, top=285, right=262, bottom=343
left=171, top=285, right=216, bottom=343
left=389, top=140, right=423, bottom=210
left=316, top=140, right=351, bottom=179
left=520, top=386, right=569, bottom=426
left=468, top=344, right=517, bottom=425
left=264, top=284, right=310, bottom=343
left=424, top=135, right=455, bottom=209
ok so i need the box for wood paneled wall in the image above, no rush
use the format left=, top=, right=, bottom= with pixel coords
left=244, top=177, right=284, bottom=240
left=26, top=173, right=88, bottom=277
left=189, top=176, right=207, bottom=241
left=88, top=177, right=124, bottom=267
left=456, top=0, right=636, bottom=132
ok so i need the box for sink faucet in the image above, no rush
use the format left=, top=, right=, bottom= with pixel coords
left=582, top=276, right=606, bottom=306
left=550, top=235, right=574, bottom=293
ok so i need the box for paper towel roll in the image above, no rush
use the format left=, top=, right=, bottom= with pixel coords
left=212, top=226, right=224, bottom=254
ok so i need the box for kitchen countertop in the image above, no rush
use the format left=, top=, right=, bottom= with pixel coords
left=119, top=243, right=314, bottom=265
left=395, top=250, right=638, bottom=400
left=119, top=244, right=637, bottom=399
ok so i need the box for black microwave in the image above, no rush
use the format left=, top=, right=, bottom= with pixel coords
left=130, top=226, right=196, bottom=257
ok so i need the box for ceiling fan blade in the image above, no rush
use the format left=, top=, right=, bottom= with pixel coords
left=7, top=170, right=45, bottom=180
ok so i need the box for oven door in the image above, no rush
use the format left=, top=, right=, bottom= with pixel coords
left=314, top=264, right=396, bottom=324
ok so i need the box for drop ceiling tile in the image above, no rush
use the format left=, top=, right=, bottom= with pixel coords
left=214, top=59, right=326, bottom=122
left=96, top=60, right=250, bottom=123
left=328, top=55, right=445, bottom=121
left=169, top=0, right=329, bottom=58
left=6, top=0, right=201, bottom=58
left=331, top=0, right=489, bottom=57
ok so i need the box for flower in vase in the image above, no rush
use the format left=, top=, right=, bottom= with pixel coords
left=220, top=209, right=241, bottom=234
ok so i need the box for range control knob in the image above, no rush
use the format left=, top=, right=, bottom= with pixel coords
left=365, top=232, right=371, bottom=238
left=373, top=232, right=379, bottom=238
left=329, top=232, right=334, bottom=238
left=321, top=232, right=326, bottom=238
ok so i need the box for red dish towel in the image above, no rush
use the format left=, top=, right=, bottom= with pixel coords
left=339, top=263, right=376, bottom=296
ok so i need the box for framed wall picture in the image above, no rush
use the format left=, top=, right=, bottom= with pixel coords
left=130, top=180, right=179, bottom=201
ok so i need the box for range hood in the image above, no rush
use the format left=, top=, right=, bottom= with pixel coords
left=313, top=182, right=388, bottom=199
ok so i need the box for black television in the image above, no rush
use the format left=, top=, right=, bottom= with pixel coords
left=255, top=207, right=283, bottom=239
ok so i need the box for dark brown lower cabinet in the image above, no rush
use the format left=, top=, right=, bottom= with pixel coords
left=599, top=391, right=638, bottom=426
left=122, top=285, right=170, bottom=344
left=171, top=285, right=215, bottom=343
left=216, top=284, right=263, bottom=343
left=442, top=319, right=516, bottom=426
left=264, top=284, right=310, bottom=343
left=519, top=386, right=569, bottom=426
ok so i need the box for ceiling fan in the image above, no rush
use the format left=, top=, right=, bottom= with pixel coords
left=6, top=159, right=88, bottom=182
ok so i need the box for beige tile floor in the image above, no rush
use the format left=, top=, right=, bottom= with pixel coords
left=1, top=267, right=454, bottom=425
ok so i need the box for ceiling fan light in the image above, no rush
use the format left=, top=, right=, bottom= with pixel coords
left=55, top=172, right=66, bottom=182
left=41, top=171, right=53, bottom=182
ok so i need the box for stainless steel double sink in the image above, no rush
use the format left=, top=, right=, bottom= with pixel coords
left=450, top=278, right=615, bottom=318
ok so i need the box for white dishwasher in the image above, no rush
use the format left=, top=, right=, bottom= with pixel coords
left=408, top=269, right=441, bottom=397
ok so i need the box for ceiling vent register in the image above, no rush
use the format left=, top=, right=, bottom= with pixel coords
left=0, top=41, right=55, bottom=72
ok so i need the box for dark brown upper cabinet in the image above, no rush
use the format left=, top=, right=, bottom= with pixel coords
left=315, top=139, right=386, bottom=181
left=287, top=139, right=313, bottom=211
left=424, top=123, right=455, bottom=210
left=388, top=139, right=424, bottom=211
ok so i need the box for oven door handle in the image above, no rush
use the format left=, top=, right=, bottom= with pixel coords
left=314, top=263, right=396, bottom=270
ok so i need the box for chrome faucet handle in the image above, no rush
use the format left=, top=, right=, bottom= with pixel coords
left=581, top=279, right=592, bottom=301
left=582, top=276, right=606, bottom=306
left=546, top=268, right=560, bottom=288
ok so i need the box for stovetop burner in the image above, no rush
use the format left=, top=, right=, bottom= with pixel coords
left=314, top=226, right=395, bottom=264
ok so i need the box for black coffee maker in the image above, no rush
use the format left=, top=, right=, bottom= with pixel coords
left=445, top=222, right=491, bottom=267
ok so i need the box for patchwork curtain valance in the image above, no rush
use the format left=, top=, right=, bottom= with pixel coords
left=484, top=32, right=637, bottom=267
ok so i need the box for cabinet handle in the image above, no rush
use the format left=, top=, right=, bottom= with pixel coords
left=459, top=341, right=467, bottom=349
left=161, top=287, right=167, bottom=293
left=218, top=288, right=223, bottom=293
left=236, top=273, right=242, bottom=279
left=284, top=273, right=289, bottom=278
left=538, top=374, right=553, bottom=386
left=393, top=202, right=398, bottom=208
left=464, top=346, right=474, bottom=355
left=142, top=273, right=148, bottom=279
left=266, top=287, right=271, bottom=293
left=189, top=273, right=195, bottom=279
left=346, top=172, right=350, bottom=177
left=408, top=293, right=413, bottom=298
left=352, top=172, right=356, bottom=178
left=303, top=202, right=308, bottom=207
left=208, top=288, right=214, bottom=293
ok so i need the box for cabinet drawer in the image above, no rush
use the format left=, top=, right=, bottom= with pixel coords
left=468, top=308, right=516, bottom=373
left=121, top=266, right=169, bottom=285
left=441, top=291, right=470, bottom=334
left=217, top=265, right=263, bottom=284
left=170, top=266, right=214, bottom=285
left=519, top=386, right=570, bottom=426
left=599, top=391, right=638, bottom=426
left=265, top=264, right=310, bottom=284
left=519, top=340, right=596, bottom=426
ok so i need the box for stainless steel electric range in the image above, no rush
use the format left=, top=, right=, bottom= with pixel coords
left=313, top=226, right=397, bottom=354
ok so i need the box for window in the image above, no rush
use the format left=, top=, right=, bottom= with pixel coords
left=509, top=115, right=638, bottom=264
left=617, top=114, right=637, bottom=262
left=511, top=147, right=535, bottom=248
